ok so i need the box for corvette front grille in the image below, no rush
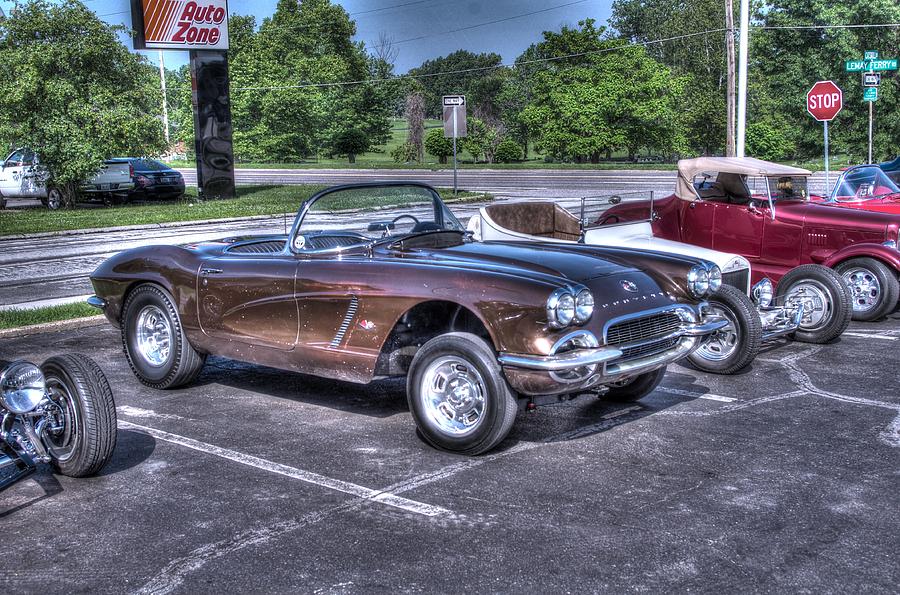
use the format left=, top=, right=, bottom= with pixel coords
left=605, top=309, right=685, bottom=362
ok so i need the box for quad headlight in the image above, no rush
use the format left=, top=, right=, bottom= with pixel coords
left=547, top=287, right=594, bottom=328
left=752, top=278, right=774, bottom=308
left=706, top=264, right=722, bottom=293
left=0, top=361, right=46, bottom=414
left=687, top=265, right=710, bottom=298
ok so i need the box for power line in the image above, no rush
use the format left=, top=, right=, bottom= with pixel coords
left=349, top=0, right=439, bottom=17
left=759, top=23, right=900, bottom=30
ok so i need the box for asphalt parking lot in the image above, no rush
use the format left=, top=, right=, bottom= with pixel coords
left=1, top=316, right=898, bottom=594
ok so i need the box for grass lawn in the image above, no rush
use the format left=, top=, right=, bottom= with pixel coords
left=0, top=184, right=487, bottom=236
left=0, top=302, right=99, bottom=330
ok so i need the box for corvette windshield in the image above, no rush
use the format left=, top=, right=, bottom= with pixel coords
left=294, top=185, right=465, bottom=251
left=833, top=166, right=900, bottom=201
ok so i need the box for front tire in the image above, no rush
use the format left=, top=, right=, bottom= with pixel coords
left=407, top=332, right=517, bottom=455
left=40, top=354, right=117, bottom=477
left=45, top=187, right=64, bottom=210
left=603, top=367, right=666, bottom=402
left=776, top=264, right=851, bottom=343
left=835, top=257, right=899, bottom=321
left=687, top=285, right=761, bottom=374
left=121, top=284, right=206, bottom=389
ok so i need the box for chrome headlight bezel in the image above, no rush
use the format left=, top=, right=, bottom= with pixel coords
left=574, top=289, right=594, bottom=324
left=687, top=265, right=710, bottom=298
left=706, top=263, right=722, bottom=293
left=547, top=288, right=575, bottom=329
left=0, top=361, right=47, bottom=415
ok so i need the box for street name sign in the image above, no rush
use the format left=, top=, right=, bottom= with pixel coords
left=864, top=50, right=879, bottom=60
left=807, top=81, right=843, bottom=121
left=845, top=58, right=898, bottom=72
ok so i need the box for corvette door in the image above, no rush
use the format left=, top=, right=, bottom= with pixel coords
left=197, top=256, right=299, bottom=351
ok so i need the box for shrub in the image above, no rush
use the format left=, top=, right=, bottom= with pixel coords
left=494, top=139, right=523, bottom=163
left=424, top=128, right=453, bottom=164
left=390, top=142, right=419, bottom=164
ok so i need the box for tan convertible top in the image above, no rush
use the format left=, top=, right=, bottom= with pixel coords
left=676, top=157, right=812, bottom=200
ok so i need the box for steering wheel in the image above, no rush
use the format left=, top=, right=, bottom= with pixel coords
left=595, top=214, right=621, bottom=226
left=391, top=214, right=420, bottom=226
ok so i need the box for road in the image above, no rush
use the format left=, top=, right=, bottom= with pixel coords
left=0, top=168, right=832, bottom=309
left=1, top=315, right=898, bottom=592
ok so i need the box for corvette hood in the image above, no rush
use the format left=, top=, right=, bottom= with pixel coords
left=401, top=240, right=646, bottom=283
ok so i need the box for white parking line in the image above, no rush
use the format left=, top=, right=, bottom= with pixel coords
left=118, top=421, right=450, bottom=518
left=841, top=331, right=898, bottom=341
left=657, top=387, right=737, bottom=403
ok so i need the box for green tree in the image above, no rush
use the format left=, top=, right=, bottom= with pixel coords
left=752, top=0, right=900, bottom=161
left=0, top=0, right=166, bottom=203
left=520, top=21, right=688, bottom=162
left=408, top=50, right=504, bottom=117
left=229, top=0, right=390, bottom=162
left=424, top=127, right=452, bottom=164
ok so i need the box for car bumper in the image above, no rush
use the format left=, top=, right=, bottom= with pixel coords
left=80, top=182, right=135, bottom=193
left=498, top=311, right=728, bottom=396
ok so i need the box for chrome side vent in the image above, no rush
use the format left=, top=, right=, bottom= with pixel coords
left=330, top=296, right=359, bottom=348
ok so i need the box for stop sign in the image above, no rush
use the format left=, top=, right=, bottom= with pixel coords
left=807, top=80, right=843, bottom=121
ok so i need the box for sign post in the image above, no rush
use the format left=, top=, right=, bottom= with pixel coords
left=442, top=95, right=466, bottom=196
left=131, top=0, right=234, bottom=200
left=806, top=80, right=843, bottom=194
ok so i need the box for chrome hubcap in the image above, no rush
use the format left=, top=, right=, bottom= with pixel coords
left=136, top=305, right=172, bottom=366
left=785, top=281, right=831, bottom=330
left=695, top=304, right=739, bottom=362
left=43, top=377, right=79, bottom=462
left=842, top=267, right=881, bottom=313
left=419, top=356, right=486, bottom=436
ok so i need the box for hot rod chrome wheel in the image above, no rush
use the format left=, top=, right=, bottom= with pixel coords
left=842, top=267, right=881, bottom=314
left=784, top=280, right=831, bottom=331
left=135, top=305, right=173, bottom=367
left=694, top=305, right=738, bottom=362
left=419, top=355, right=486, bottom=437
left=42, top=374, right=82, bottom=463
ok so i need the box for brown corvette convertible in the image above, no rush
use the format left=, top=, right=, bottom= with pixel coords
left=89, top=183, right=725, bottom=454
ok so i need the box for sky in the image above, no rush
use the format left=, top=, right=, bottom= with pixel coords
left=0, top=0, right=613, bottom=72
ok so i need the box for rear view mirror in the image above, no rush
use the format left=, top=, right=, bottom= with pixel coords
left=367, top=221, right=395, bottom=232
left=607, top=195, right=622, bottom=205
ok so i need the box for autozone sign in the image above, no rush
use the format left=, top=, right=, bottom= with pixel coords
left=806, top=80, right=842, bottom=122
left=132, top=0, right=229, bottom=50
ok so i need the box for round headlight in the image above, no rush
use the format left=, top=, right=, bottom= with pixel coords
left=0, top=361, right=46, bottom=414
left=556, top=293, right=575, bottom=327
left=687, top=265, right=710, bottom=298
left=752, top=278, right=774, bottom=308
left=574, top=289, right=594, bottom=324
left=707, top=265, right=722, bottom=293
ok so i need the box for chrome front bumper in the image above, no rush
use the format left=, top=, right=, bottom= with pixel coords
left=499, top=306, right=728, bottom=396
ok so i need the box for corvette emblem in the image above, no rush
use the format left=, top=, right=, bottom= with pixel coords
left=621, top=280, right=639, bottom=293
left=358, top=320, right=375, bottom=330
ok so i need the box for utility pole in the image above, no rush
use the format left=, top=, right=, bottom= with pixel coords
left=725, top=0, right=736, bottom=157
left=735, top=0, right=749, bottom=157
left=158, top=50, right=170, bottom=147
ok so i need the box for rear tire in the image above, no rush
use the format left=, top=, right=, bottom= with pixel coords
left=687, top=285, right=761, bottom=374
left=40, top=354, right=117, bottom=478
left=121, top=284, right=206, bottom=389
left=776, top=264, right=851, bottom=343
left=603, top=367, right=666, bottom=402
left=835, top=257, right=899, bottom=321
left=45, top=187, right=63, bottom=210
left=407, top=332, right=516, bottom=455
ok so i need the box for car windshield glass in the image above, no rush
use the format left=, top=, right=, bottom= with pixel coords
left=833, top=166, right=900, bottom=201
left=694, top=173, right=809, bottom=203
left=294, top=185, right=465, bottom=252
left=135, top=159, right=169, bottom=171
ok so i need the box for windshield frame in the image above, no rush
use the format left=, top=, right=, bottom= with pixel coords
left=288, top=182, right=465, bottom=254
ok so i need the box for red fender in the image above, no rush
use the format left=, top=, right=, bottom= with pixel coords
left=818, top=243, right=900, bottom=272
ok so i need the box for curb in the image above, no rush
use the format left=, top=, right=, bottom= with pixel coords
left=0, top=211, right=296, bottom=241
left=0, top=315, right=106, bottom=339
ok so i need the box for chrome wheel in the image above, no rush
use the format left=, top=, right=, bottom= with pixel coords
left=46, top=188, right=63, bottom=210
left=784, top=280, right=831, bottom=331
left=42, top=376, right=81, bottom=463
left=694, top=304, right=739, bottom=362
left=419, top=356, right=486, bottom=437
left=842, top=267, right=881, bottom=313
left=135, top=305, right=172, bottom=367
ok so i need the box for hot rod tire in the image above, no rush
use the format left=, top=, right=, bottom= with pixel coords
left=407, top=332, right=517, bottom=455
left=122, top=284, right=206, bottom=389
left=686, top=285, right=761, bottom=375
left=776, top=264, right=852, bottom=344
left=40, top=354, right=117, bottom=478
left=834, top=258, right=899, bottom=322
left=603, top=366, right=666, bottom=402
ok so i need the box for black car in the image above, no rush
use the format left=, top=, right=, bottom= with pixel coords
left=108, top=158, right=185, bottom=202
